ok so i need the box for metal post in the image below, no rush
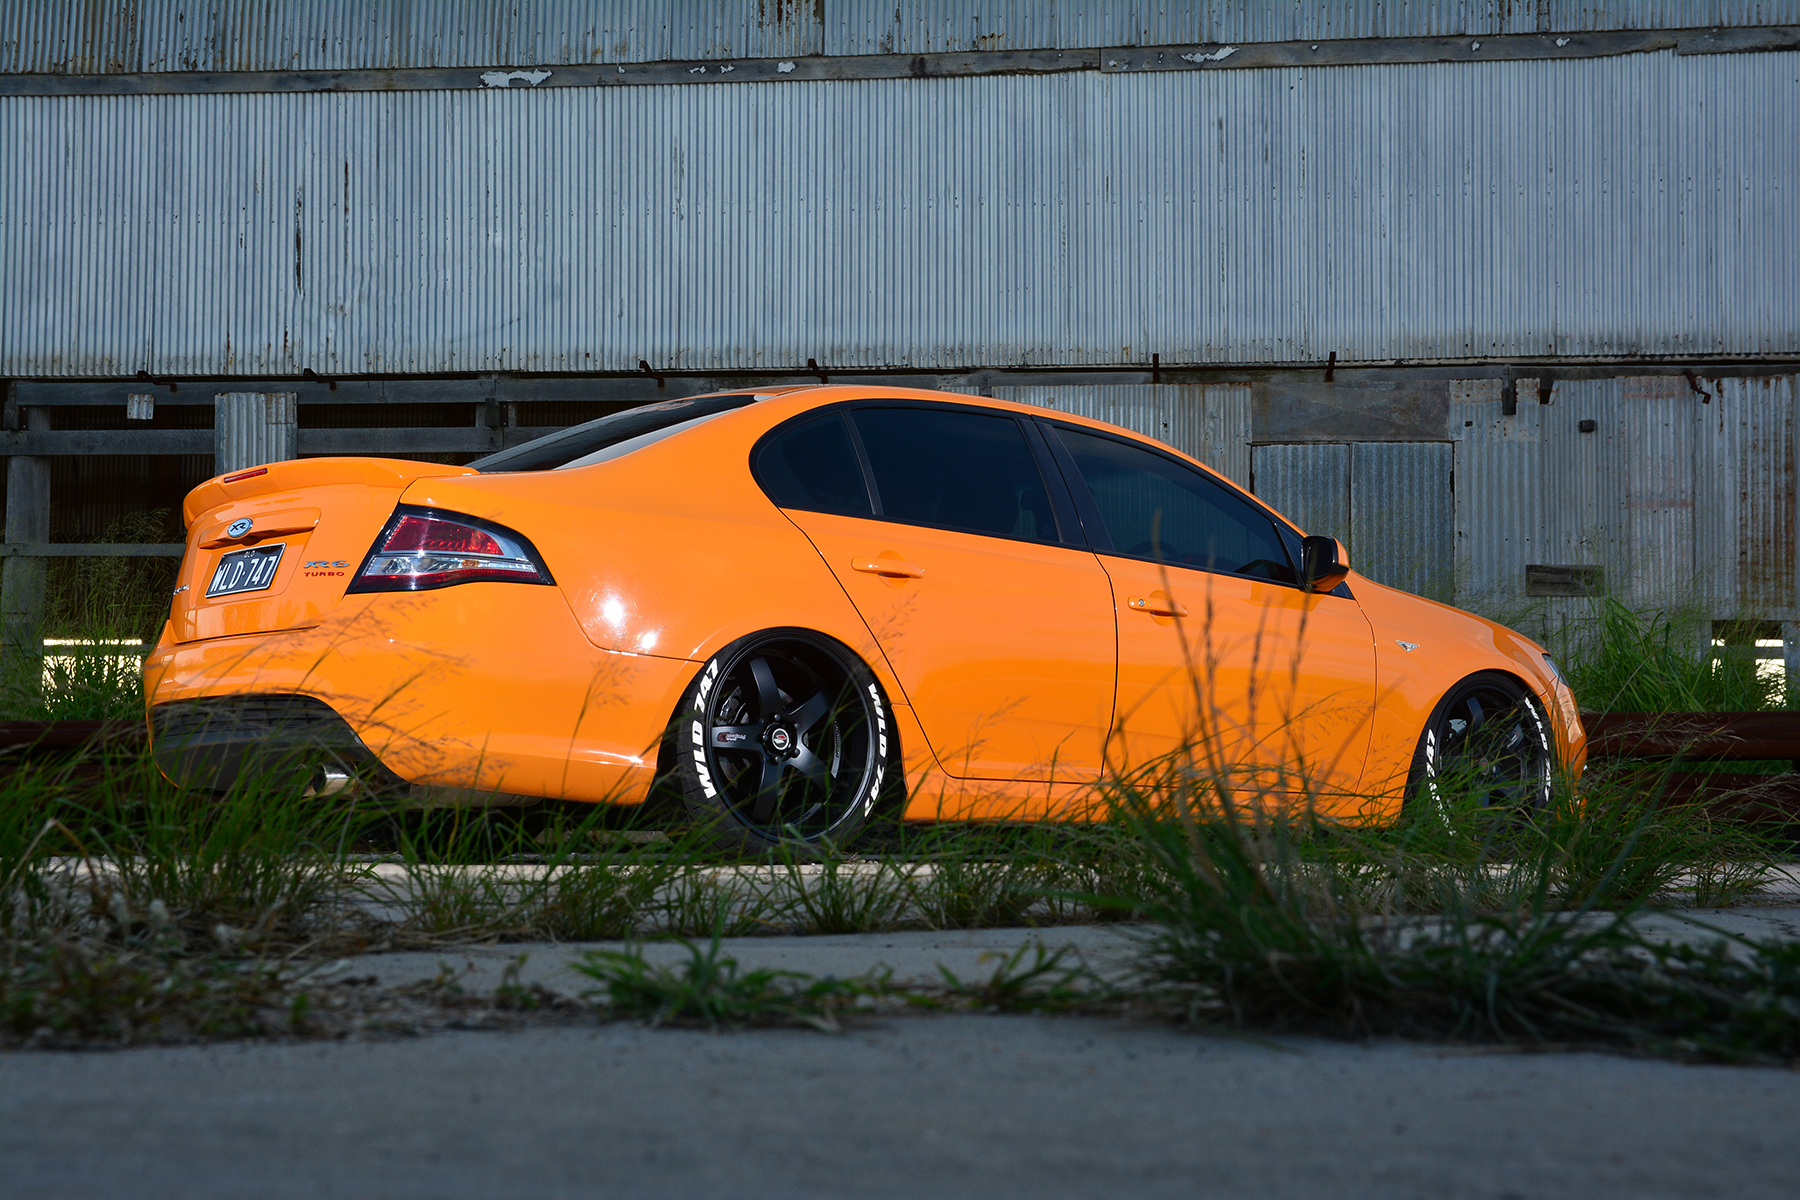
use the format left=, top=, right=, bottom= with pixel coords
left=2, top=400, right=51, bottom=663
left=1785, top=621, right=1800, bottom=706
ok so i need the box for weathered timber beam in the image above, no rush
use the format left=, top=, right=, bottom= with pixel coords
left=0, top=26, right=1794, bottom=97
left=0, top=544, right=186, bottom=558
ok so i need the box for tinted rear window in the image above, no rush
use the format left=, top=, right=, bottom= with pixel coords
left=469, top=394, right=758, bottom=473
left=752, top=413, right=873, bottom=516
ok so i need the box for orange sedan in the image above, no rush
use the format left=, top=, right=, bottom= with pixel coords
left=145, top=387, right=1585, bottom=850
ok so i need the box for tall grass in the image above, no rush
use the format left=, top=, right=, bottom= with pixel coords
left=1514, top=595, right=1787, bottom=713
left=3, top=554, right=1794, bottom=1051
left=1091, top=743, right=1795, bottom=1059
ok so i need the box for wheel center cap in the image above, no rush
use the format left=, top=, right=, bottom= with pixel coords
left=767, top=725, right=792, bottom=754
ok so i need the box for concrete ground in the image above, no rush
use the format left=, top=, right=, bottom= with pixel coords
left=6, top=911, right=1800, bottom=1198
left=5, top=1012, right=1799, bottom=1199
left=311, top=905, right=1800, bottom=1000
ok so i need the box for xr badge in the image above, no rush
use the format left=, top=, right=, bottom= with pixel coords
left=225, top=518, right=253, bottom=538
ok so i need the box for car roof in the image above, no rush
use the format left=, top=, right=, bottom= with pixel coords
left=719, top=382, right=1229, bottom=473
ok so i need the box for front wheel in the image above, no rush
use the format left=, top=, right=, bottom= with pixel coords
left=1408, top=672, right=1555, bottom=813
left=671, top=630, right=896, bottom=853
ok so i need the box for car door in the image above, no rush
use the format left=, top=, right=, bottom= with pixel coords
left=1043, top=422, right=1377, bottom=802
left=755, top=403, right=1117, bottom=783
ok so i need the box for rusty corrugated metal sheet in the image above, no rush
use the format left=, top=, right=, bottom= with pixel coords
left=1251, top=443, right=1349, bottom=543
left=1449, top=379, right=1541, bottom=610
left=1697, top=376, right=1797, bottom=616
left=0, top=0, right=822, bottom=74
left=1, top=50, right=1796, bottom=376
left=1450, top=374, right=1798, bottom=624
left=1348, top=440, right=1455, bottom=601
left=989, top=384, right=1251, bottom=486
left=213, top=392, right=296, bottom=474
left=826, top=0, right=1800, bottom=54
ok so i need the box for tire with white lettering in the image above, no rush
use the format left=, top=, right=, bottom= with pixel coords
left=672, top=629, right=895, bottom=853
left=1407, top=671, right=1555, bottom=814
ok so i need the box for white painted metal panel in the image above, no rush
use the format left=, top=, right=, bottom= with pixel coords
left=2, top=51, right=1796, bottom=376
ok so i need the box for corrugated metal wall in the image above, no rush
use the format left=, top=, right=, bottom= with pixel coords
left=1348, top=441, right=1455, bottom=602
left=991, top=384, right=1252, bottom=486
left=1449, top=375, right=1798, bottom=623
left=4, top=1, right=1795, bottom=73
left=1252, top=443, right=1350, bottom=543
left=3, top=49, right=1795, bottom=377
left=974, top=371, right=1799, bottom=622
left=213, top=392, right=296, bottom=474
left=0, top=1, right=822, bottom=74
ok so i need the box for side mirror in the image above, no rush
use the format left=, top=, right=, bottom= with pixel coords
left=1301, top=535, right=1351, bottom=594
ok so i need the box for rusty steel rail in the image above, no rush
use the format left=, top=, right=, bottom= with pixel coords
left=1581, top=712, right=1800, bottom=763
left=0, top=720, right=144, bottom=756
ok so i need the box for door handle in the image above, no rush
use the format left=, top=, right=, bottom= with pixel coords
left=1127, top=595, right=1188, bottom=617
left=851, top=557, right=925, bottom=579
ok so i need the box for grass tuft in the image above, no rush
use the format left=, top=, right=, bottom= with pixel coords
left=572, top=928, right=888, bottom=1031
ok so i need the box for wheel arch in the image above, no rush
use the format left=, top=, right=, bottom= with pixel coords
left=653, top=624, right=910, bottom=815
left=1403, top=667, right=1559, bottom=813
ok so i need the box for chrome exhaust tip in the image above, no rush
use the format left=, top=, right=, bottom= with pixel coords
left=304, top=765, right=354, bottom=798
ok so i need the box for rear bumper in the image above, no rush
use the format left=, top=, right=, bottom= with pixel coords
left=144, top=587, right=697, bottom=803
left=150, top=694, right=404, bottom=795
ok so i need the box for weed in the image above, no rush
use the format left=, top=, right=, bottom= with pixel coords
left=901, top=827, right=1065, bottom=930
left=776, top=845, right=916, bottom=935
left=931, top=942, right=1101, bottom=1013
left=1093, top=745, right=1798, bottom=1060
left=572, top=927, right=888, bottom=1031
left=0, top=935, right=297, bottom=1047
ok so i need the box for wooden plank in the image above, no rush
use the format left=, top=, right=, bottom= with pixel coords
left=0, top=428, right=212, bottom=454
left=9, top=28, right=1798, bottom=101
left=296, top=427, right=503, bottom=454
left=0, top=543, right=185, bottom=558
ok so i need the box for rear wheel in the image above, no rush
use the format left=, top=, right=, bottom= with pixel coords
left=672, top=630, right=895, bottom=853
left=1408, top=672, right=1555, bottom=813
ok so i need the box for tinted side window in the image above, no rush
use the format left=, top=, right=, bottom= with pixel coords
left=1056, top=427, right=1297, bottom=583
left=852, top=407, right=1061, bottom=542
left=753, top=413, right=873, bottom=516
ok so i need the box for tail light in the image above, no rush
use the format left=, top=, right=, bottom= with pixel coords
left=348, top=507, right=554, bottom=593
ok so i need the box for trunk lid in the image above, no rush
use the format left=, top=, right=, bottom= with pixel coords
left=170, top=458, right=478, bottom=644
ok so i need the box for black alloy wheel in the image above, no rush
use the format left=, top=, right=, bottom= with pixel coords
left=673, top=630, right=893, bottom=852
left=1408, top=672, right=1556, bottom=813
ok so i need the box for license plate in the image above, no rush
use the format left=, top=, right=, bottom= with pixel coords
left=206, top=543, right=286, bottom=598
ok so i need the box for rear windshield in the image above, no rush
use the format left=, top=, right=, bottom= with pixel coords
left=468, top=394, right=758, bottom=472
